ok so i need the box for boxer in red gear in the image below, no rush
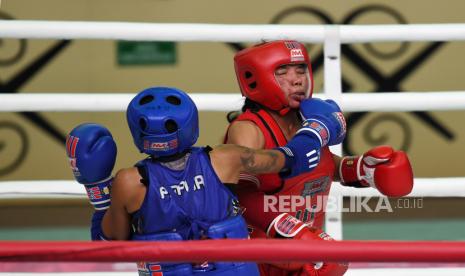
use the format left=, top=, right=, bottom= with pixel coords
left=224, top=40, right=414, bottom=276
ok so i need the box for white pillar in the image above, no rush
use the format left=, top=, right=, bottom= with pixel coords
left=323, top=25, right=343, bottom=240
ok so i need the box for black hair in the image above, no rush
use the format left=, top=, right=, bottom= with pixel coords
left=226, top=98, right=265, bottom=123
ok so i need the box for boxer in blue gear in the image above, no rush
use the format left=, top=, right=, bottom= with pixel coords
left=67, top=86, right=328, bottom=276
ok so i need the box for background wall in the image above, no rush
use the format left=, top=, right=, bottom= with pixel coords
left=0, top=0, right=464, bottom=243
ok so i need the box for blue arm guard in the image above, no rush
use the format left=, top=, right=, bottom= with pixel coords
left=90, top=210, right=110, bottom=241
left=276, top=127, right=322, bottom=179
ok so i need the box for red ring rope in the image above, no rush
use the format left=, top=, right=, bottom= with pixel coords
left=1, top=240, right=465, bottom=263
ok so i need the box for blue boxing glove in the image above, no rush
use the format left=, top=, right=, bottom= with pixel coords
left=276, top=124, right=322, bottom=179
left=299, top=98, right=346, bottom=146
left=66, top=123, right=117, bottom=211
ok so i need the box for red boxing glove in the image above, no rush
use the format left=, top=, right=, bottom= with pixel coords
left=267, top=213, right=348, bottom=275
left=339, top=145, right=413, bottom=197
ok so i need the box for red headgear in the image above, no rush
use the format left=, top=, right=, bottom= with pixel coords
left=234, top=40, right=314, bottom=114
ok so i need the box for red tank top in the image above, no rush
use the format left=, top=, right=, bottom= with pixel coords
left=225, top=109, right=336, bottom=228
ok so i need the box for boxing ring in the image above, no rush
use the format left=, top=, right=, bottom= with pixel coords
left=1, top=21, right=465, bottom=275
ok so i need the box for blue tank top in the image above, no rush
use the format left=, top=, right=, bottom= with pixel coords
left=131, top=147, right=240, bottom=240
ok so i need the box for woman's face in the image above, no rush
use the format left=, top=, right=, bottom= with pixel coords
left=274, top=63, right=310, bottom=109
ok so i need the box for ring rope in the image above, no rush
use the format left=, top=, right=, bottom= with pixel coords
left=1, top=240, right=465, bottom=263
left=1, top=21, right=465, bottom=42
left=0, top=178, right=463, bottom=200
left=1, top=92, right=465, bottom=112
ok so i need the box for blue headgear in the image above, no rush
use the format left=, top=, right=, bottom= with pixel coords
left=127, top=87, right=199, bottom=157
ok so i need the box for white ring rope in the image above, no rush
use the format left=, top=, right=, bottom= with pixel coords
left=1, top=92, right=465, bottom=112
left=0, top=93, right=244, bottom=112
left=1, top=21, right=465, bottom=42
left=0, top=178, right=463, bottom=199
